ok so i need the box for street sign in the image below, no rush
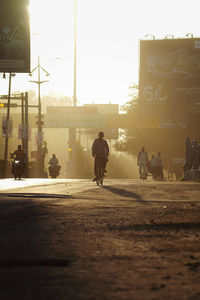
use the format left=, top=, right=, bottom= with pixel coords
left=47, top=106, right=98, bottom=114
left=31, top=151, right=41, bottom=159
left=35, top=132, right=43, bottom=146
left=18, top=124, right=31, bottom=140
left=2, top=119, right=12, bottom=137
left=36, top=121, right=44, bottom=126
left=0, top=103, right=17, bottom=108
left=44, top=113, right=105, bottom=129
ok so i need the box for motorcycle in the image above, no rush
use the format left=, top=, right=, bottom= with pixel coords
left=10, top=153, right=24, bottom=180
left=49, top=164, right=61, bottom=178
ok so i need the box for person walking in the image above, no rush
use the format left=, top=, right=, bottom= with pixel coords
left=155, top=152, right=164, bottom=179
left=137, top=147, right=148, bottom=179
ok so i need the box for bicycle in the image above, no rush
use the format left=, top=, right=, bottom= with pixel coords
left=95, top=156, right=105, bottom=186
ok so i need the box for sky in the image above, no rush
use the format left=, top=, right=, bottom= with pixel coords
left=1, top=0, right=200, bottom=106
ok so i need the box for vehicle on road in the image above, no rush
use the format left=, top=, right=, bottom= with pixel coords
left=10, top=153, right=24, bottom=180
left=49, top=164, right=61, bottom=178
left=95, top=157, right=104, bottom=186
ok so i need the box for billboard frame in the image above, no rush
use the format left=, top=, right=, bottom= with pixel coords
left=0, top=0, right=30, bottom=73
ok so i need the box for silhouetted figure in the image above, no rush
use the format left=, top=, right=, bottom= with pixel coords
left=92, top=132, right=109, bottom=181
left=137, top=147, right=148, bottom=179
left=155, top=152, right=164, bottom=180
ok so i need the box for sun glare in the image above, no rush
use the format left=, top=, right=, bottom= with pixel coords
left=1, top=0, right=200, bottom=105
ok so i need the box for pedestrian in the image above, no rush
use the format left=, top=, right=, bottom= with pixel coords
left=150, top=154, right=157, bottom=174
left=155, top=152, right=164, bottom=179
left=137, top=147, right=148, bottom=179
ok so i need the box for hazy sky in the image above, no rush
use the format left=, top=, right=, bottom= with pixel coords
left=1, top=0, right=200, bottom=105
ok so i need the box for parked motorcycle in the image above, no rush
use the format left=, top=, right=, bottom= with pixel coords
left=10, top=153, right=24, bottom=180
left=49, top=164, right=61, bottom=178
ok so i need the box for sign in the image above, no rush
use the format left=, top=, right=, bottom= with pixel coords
left=35, top=132, right=43, bottom=146
left=0, top=0, right=30, bottom=73
left=47, top=106, right=98, bottom=114
left=31, top=151, right=41, bottom=159
left=18, top=124, right=31, bottom=140
left=2, top=119, right=12, bottom=137
left=0, top=103, right=17, bottom=108
left=139, top=38, right=200, bottom=106
left=44, top=113, right=105, bottom=129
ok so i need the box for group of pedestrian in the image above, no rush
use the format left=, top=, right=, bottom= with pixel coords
left=137, top=147, right=164, bottom=180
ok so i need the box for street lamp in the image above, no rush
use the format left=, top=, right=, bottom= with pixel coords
left=29, top=56, right=49, bottom=154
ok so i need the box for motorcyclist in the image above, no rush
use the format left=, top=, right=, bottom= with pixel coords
left=92, top=131, right=109, bottom=181
left=12, top=144, right=26, bottom=160
left=48, top=154, right=60, bottom=177
left=11, top=145, right=26, bottom=173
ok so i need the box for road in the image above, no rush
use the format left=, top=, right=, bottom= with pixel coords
left=0, top=178, right=200, bottom=300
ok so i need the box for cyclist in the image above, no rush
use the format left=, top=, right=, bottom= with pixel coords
left=92, top=131, right=109, bottom=181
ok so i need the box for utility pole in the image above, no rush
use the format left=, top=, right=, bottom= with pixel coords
left=74, top=0, right=77, bottom=107
left=4, top=73, right=12, bottom=162
left=24, top=92, right=29, bottom=177
left=68, top=0, right=77, bottom=177
left=29, top=56, right=49, bottom=154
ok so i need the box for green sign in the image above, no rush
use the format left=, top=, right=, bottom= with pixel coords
left=44, top=113, right=105, bottom=129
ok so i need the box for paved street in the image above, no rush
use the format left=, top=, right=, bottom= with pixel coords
left=0, top=179, right=200, bottom=299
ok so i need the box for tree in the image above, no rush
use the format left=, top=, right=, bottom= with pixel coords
left=114, top=83, right=200, bottom=179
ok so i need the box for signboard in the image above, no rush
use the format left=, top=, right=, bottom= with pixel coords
left=18, top=124, right=31, bottom=140
left=84, top=104, right=119, bottom=114
left=47, top=106, right=98, bottom=114
left=44, top=113, right=105, bottom=129
left=2, top=119, right=12, bottom=137
left=35, top=132, right=43, bottom=146
left=31, top=151, right=40, bottom=159
left=139, top=38, right=200, bottom=106
left=0, top=0, right=30, bottom=72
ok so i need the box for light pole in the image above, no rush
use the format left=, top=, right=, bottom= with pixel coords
left=4, top=73, right=16, bottom=162
left=68, top=0, right=77, bottom=177
left=29, top=56, right=50, bottom=154
left=74, top=0, right=77, bottom=107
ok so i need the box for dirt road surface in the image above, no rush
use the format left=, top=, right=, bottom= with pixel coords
left=0, top=179, right=200, bottom=300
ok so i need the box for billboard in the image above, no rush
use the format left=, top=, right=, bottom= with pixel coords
left=139, top=38, right=200, bottom=105
left=0, top=0, right=30, bottom=73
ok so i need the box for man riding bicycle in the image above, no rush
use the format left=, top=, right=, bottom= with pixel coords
left=92, top=131, right=109, bottom=182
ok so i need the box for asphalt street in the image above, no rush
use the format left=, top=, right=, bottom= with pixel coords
left=0, top=178, right=200, bottom=300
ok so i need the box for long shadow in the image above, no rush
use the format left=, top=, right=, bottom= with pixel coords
left=0, top=193, right=73, bottom=199
left=101, top=185, right=148, bottom=205
left=110, top=222, right=200, bottom=232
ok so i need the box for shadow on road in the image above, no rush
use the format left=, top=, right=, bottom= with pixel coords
left=101, top=185, right=148, bottom=205
left=0, top=193, right=73, bottom=199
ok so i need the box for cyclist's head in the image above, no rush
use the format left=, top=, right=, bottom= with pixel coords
left=141, top=146, right=145, bottom=151
left=18, top=145, right=22, bottom=150
left=52, top=154, right=56, bottom=158
left=98, top=132, right=104, bottom=139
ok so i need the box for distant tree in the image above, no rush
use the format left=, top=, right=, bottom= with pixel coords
left=114, top=83, right=198, bottom=179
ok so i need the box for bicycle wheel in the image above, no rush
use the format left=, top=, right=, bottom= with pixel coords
left=100, top=165, right=104, bottom=185
left=96, top=165, right=100, bottom=186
